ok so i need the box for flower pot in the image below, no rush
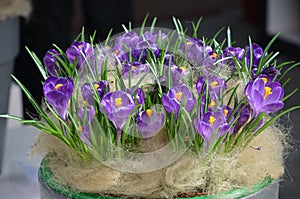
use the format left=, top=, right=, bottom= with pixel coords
left=0, top=16, right=20, bottom=173
left=38, top=158, right=279, bottom=199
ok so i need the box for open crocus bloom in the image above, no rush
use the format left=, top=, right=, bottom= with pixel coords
left=100, top=90, right=135, bottom=139
left=245, top=77, right=284, bottom=117
left=162, top=84, right=196, bottom=116
left=136, top=108, right=165, bottom=138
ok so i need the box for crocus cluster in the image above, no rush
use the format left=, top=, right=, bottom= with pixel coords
left=34, top=22, right=291, bottom=158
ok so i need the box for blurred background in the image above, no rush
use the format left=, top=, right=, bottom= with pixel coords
left=0, top=0, right=299, bottom=198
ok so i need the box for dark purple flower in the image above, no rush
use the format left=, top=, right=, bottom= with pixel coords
left=100, top=90, right=135, bottom=139
left=162, top=84, right=196, bottom=116
left=194, top=108, right=232, bottom=150
left=125, top=86, right=145, bottom=106
left=234, top=104, right=250, bottom=132
left=43, top=49, right=61, bottom=76
left=223, top=46, right=245, bottom=68
left=163, top=52, right=175, bottom=66
left=136, top=108, right=165, bottom=138
left=245, top=77, right=284, bottom=117
left=81, top=81, right=110, bottom=104
left=122, top=62, right=150, bottom=78
left=246, top=43, right=264, bottom=68
left=66, top=41, right=93, bottom=70
left=261, top=66, right=281, bottom=81
left=196, top=76, right=206, bottom=95
left=43, top=76, right=74, bottom=120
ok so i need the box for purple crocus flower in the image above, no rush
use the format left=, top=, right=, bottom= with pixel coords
left=194, top=108, right=232, bottom=150
left=79, top=125, right=91, bottom=146
left=81, top=81, right=110, bottom=105
left=78, top=105, right=96, bottom=146
left=100, top=90, right=136, bottom=139
left=66, top=41, right=93, bottom=70
left=234, top=104, right=250, bottom=132
left=143, top=31, right=168, bottom=45
left=125, top=86, right=145, bottom=106
left=162, top=84, right=196, bottom=116
left=112, top=32, right=143, bottom=61
left=223, top=46, right=245, bottom=68
left=78, top=105, right=96, bottom=122
left=43, top=49, right=61, bottom=76
left=245, top=77, right=284, bottom=117
left=121, top=62, right=150, bottom=78
left=207, top=75, right=226, bottom=97
left=246, top=43, right=264, bottom=68
left=43, top=76, right=74, bottom=120
left=136, top=109, right=165, bottom=138
left=196, top=76, right=206, bottom=95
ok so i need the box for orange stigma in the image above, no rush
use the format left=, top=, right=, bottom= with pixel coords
left=55, top=84, right=63, bottom=91
left=210, top=52, right=217, bottom=58
left=209, top=116, right=216, bottom=126
left=209, top=100, right=216, bottom=108
left=264, top=87, right=272, bottom=99
left=94, top=84, right=100, bottom=89
left=175, top=92, right=183, bottom=101
left=210, top=81, right=218, bottom=88
left=115, top=98, right=122, bottom=107
left=146, top=109, right=152, bottom=118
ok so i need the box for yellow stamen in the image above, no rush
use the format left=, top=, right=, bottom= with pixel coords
left=175, top=92, right=183, bottom=101
left=209, top=116, right=216, bottom=126
left=187, top=41, right=193, bottom=45
left=209, top=100, right=215, bottom=108
left=180, top=67, right=186, bottom=71
left=262, top=77, right=268, bottom=84
left=78, top=44, right=83, bottom=49
left=210, top=52, right=217, bottom=58
left=94, top=84, right=100, bottom=90
left=78, top=126, right=83, bottom=132
left=83, top=100, right=88, bottom=106
left=264, top=87, right=272, bottom=99
left=224, top=109, right=229, bottom=117
left=55, top=84, right=63, bottom=91
left=114, top=49, right=119, bottom=55
left=210, top=81, right=218, bottom=88
left=115, top=98, right=122, bottom=107
left=146, top=109, right=152, bottom=118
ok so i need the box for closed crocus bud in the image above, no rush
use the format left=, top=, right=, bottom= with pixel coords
left=66, top=41, right=93, bottom=70
left=43, top=49, right=61, bottom=76
left=43, top=76, right=74, bottom=120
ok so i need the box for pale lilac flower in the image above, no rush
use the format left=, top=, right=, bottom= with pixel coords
left=100, top=90, right=135, bottom=139
left=136, top=109, right=165, bottom=138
